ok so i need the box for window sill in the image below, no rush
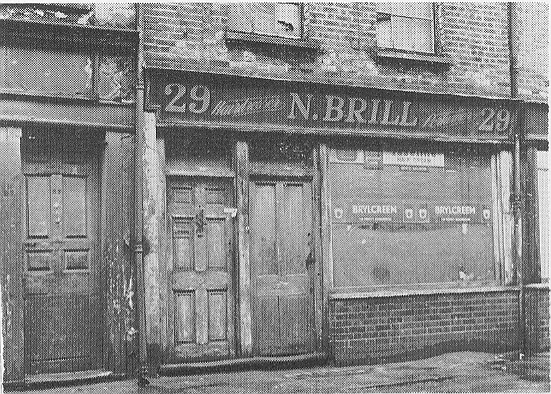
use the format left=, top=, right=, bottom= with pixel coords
left=225, top=30, right=320, bottom=51
left=376, top=48, right=452, bottom=66
left=330, top=284, right=517, bottom=300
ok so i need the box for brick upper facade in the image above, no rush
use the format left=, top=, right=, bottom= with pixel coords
left=142, top=2, right=548, bottom=101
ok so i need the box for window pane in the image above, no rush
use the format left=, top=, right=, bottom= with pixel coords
left=227, top=3, right=254, bottom=32
left=376, top=3, right=392, bottom=14
left=275, top=3, right=301, bottom=38
left=252, top=3, right=275, bottom=35
left=63, top=176, right=87, bottom=238
left=4, top=46, right=91, bottom=97
left=391, top=16, right=433, bottom=53
left=330, top=146, right=495, bottom=288
left=410, top=18, right=434, bottom=53
left=376, top=19, right=392, bottom=49
left=228, top=2, right=301, bottom=38
left=391, top=3, right=432, bottom=19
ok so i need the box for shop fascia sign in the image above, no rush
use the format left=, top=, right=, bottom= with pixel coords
left=147, top=71, right=515, bottom=139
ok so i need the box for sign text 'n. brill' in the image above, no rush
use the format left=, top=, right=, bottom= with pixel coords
left=153, top=73, right=515, bottom=139
left=287, top=93, right=418, bottom=127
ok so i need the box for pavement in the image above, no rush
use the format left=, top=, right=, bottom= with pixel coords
left=12, top=351, right=550, bottom=393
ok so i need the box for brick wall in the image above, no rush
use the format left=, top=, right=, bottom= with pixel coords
left=329, top=290, right=520, bottom=366
left=525, top=286, right=550, bottom=354
left=514, top=3, right=548, bottom=102
left=143, top=2, right=515, bottom=97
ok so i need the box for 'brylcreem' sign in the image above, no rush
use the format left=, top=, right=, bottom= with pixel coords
left=332, top=201, right=492, bottom=224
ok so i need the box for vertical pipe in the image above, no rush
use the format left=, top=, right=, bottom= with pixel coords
left=135, top=3, right=149, bottom=386
left=508, top=2, right=525, bottom=360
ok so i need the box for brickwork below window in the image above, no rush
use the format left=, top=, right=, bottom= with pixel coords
left=525, top=287, right=550, bottom=355
left=329, top=290, right=541, bottom=366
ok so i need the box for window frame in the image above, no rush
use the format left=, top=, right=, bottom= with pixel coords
left=227, top=2, right=303, bottom=40
left=327, top=142, right=501, bottom=293
left=375, top=2, right=436, bottom=55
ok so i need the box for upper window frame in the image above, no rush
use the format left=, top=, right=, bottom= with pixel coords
left=227, top=2, right=303, bottom=40
left=375, top=2, right=436, bottom=55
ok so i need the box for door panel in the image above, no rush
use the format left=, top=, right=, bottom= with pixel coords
left=251, top=180, right=314, bottom=356
left=168, top=178, right=235, bottom=361
left=22, top=132, right=100, bottom=375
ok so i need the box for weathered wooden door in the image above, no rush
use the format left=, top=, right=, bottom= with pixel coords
left=22, top=130, right=101, bottom=375
left=250, top=180, right=315, bottom=356
left=167, top=178, right=235, bottom=361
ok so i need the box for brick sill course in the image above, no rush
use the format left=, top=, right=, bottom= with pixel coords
left=225, top=30, right=321, bottom=50
left=376, top=48, right=453, bottom=66
left=330, top=285, right=520, bottom=300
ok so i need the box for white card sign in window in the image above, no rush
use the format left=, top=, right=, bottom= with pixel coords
left=382, top=151, right=444, bottom=168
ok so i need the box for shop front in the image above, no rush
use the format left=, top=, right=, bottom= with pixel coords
left=144, top=69, right=521, bottom=368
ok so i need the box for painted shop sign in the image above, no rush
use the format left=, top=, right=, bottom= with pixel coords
left=382, top=151, right=444, bottom=168
left=332, top=201, right=492, bottom=224
left=147, top=71, right=517, bottom=140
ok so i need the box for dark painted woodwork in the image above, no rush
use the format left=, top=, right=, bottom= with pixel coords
left=522, top=147, right=539, bottom=282
left=147, top=69, right=518, bottom=141
left=21, top=128, right=101, bottom=375
left=101, top=132, right=137, bottom=376
left=0, top=18, right=138, bottom=52
left=319, top=143, right=332, bottom=356
left=0, top=127, right=24, bottom=382
left=167, top=178, right=235, bottom=361
left=0, top=99, right=135, bottom=130
left=250, top=180, right=315, bottom=356
left=234, top=140, right=252, bottom=357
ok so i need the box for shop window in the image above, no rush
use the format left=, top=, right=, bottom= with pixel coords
left=330, top=143, right=495, bottom=289
left=537, top=150, right=549, bottom=282
left=376, top=3, right=435, bottom=53
left=228, top=3, right=302, bottom=39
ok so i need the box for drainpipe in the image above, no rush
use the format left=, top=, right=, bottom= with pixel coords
left=508, top=2, right=525, bottom=361
left=135, top=3, right=149, bottom=387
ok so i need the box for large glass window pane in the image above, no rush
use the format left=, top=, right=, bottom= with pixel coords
left=330, top=144, right=495, bottom=288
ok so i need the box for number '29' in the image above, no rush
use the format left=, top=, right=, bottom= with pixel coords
left=164, top=84, right=211, bottom=114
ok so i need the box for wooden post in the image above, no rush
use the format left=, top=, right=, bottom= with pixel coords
left=156, top=134, right=168, bottom=359
left=1, top=278, right=4, bottom=394
left=142, top=112, right=162, bottom=374
left=319, top=143, right=332, bottom=355
left=235, top=140, right=252, bottom=356
left=312, top=145, right=323, bottom=351
left=0, top=127, right=23, bottom=383
left=134, top=3, right=149, bottom=386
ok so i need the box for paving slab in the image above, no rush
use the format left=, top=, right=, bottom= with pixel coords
left=10, top=351, right=550, bottom=394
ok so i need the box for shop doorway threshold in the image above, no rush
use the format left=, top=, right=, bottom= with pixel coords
left=24, top=370, right=115, bottom=390
left=159, top=352, right=328, bottom=376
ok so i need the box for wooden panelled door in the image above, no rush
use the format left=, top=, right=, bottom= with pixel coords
left=167, top=178, right=235, bottom=361
left=22, top=129, right=101, bottom=375
left=250, top=179, right=315, bottom=356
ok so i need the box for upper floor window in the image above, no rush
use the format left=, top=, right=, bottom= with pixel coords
left=228, top=3, right=301, bottom=39
left=376, top=3, right=435, bottom=53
